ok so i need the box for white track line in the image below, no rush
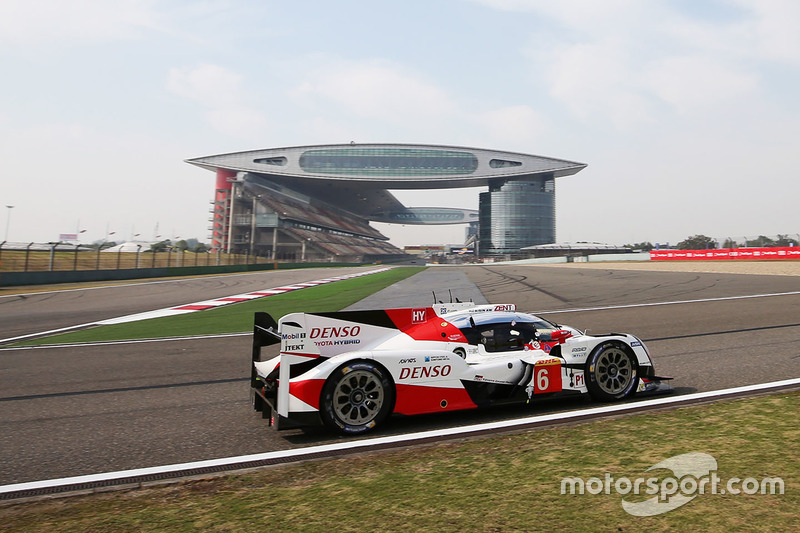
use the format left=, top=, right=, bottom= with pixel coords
left=0, top=270, right=313, bottom=299
left=0, top=268, right=390, bottom=345
left=537, top=290, right=800, bottom=315
left=0, top=333, right=250, bottom=351
left=3, top=288, right=797, bottom=350
left=2, top=377, right=799, bottom=496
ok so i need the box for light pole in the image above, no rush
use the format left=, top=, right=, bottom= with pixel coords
left=4, top=205, right=13, bottom=241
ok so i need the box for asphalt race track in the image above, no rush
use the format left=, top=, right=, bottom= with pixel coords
left=0, top=266, right=382, bottom=341
left=1, top=265, right=798, bottom=486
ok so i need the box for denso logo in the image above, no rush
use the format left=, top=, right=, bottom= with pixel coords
left=399, top=365, right=451, bottom=380
left=309, top=326, right=361, bottom=338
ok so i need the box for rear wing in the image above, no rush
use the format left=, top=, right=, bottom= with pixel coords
left=251, top=312, right=280, bottom=387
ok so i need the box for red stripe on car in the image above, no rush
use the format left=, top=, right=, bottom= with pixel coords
left=393, top=384, right=477, bottom=415
left=289, top=379, right=326, bottom=410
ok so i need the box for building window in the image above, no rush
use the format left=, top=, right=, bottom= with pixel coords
left=299, top=148, right=478, bottom=176
left=254, top=157, right=287, bottom=166
left=489, top=159, right=522, bottom=168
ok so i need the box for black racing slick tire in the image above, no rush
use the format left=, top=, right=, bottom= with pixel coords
left=320, top=361, right=395, bottom=434
left=585, top=342, right=638, bottom=401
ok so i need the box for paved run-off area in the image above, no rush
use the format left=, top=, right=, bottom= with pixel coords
left=548, top=260, right=800, bottom=276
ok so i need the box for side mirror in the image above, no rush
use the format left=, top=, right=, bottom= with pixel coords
left=550, top=329, right=573, bottom=344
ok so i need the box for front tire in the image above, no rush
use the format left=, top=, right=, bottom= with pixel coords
left=585, top=342, right=638, bottom=401
left=320, top=361, right=394, bottom=434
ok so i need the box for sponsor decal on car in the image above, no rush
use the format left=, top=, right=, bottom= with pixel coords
left=474, top=374, right=512, bottom=384
left=310, top=326, right=361, bottom=338
left=314, top=339, right=361, bottom=347
left=398, top=365, right=452, bottom=380
left=532, top=358, right=562, bottom=394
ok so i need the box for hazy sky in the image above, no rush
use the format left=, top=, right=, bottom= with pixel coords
left=2, top=0, right=798, bottom=247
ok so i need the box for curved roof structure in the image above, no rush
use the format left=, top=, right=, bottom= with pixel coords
left=187, top=143, right=586, bottom=224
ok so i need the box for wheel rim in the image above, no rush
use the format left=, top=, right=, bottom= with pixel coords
left=594, top=347, right=634, bottom=395
left=332, top=370, right=385, bottom=426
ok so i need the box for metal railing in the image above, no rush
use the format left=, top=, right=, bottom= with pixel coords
left=0, top=242, right=273, bottom=273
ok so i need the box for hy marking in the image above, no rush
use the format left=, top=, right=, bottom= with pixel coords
left=2, top=377, right=798, bottom=497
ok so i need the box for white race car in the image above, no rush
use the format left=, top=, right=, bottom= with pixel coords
left=251, top=302, right=671, bottom=434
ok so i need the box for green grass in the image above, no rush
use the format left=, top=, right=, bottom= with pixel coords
left=18, top=267, right=426, bottom=346
left=2, top=391, right=797, bottom=532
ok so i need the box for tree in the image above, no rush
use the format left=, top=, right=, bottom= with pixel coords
left=193, top=242, right=208, bottom=253
left=746, top=235, right=775, bottom=247
left=149, top=239, right=171, bottom=252
left=677, top=235, right=717, bottom=250
left=90, top=240, right=117, bottom=250
left=775, top=234, right=799, bottom=247
left=623, top=242, right=654, bottom=251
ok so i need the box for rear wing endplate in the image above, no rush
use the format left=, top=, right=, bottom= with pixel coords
left=251, top=312, right=280, bottom=386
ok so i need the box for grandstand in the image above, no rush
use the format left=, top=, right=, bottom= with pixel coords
left=187, top=143, right=586, bottom=261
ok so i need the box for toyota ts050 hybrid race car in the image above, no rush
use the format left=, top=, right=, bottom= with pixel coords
left=250, top=301, right=672, bottom=434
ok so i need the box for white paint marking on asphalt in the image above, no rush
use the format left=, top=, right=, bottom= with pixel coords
left=0, top=268, right=390, bottom=345
left=2, top=377, right=799, bottom=496
left=2, top=287, right=797, bottom=350
left=535, top=290, right=800, bottom=315
left=0, top=333, right=250, bottom=351
left=0, top=322, right=102, bottom=346
left=0, top=269, right=334, bottom=299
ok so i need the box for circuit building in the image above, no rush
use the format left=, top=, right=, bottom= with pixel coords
left=186, top=144, right=586, bottom=261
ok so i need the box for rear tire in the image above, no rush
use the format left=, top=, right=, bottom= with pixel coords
left=585, top=342, right=638, bottom=401
left=320, top=361, right=394, bottom=434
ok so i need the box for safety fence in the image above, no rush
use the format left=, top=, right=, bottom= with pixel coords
left=0, top=242, right=272, bottom=273
left=0, top=242, right=368, bottom=286
left=651, top=247, right=800, bottom=261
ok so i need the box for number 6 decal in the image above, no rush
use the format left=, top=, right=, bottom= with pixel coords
left=534, top=359, right=562, bottom=394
